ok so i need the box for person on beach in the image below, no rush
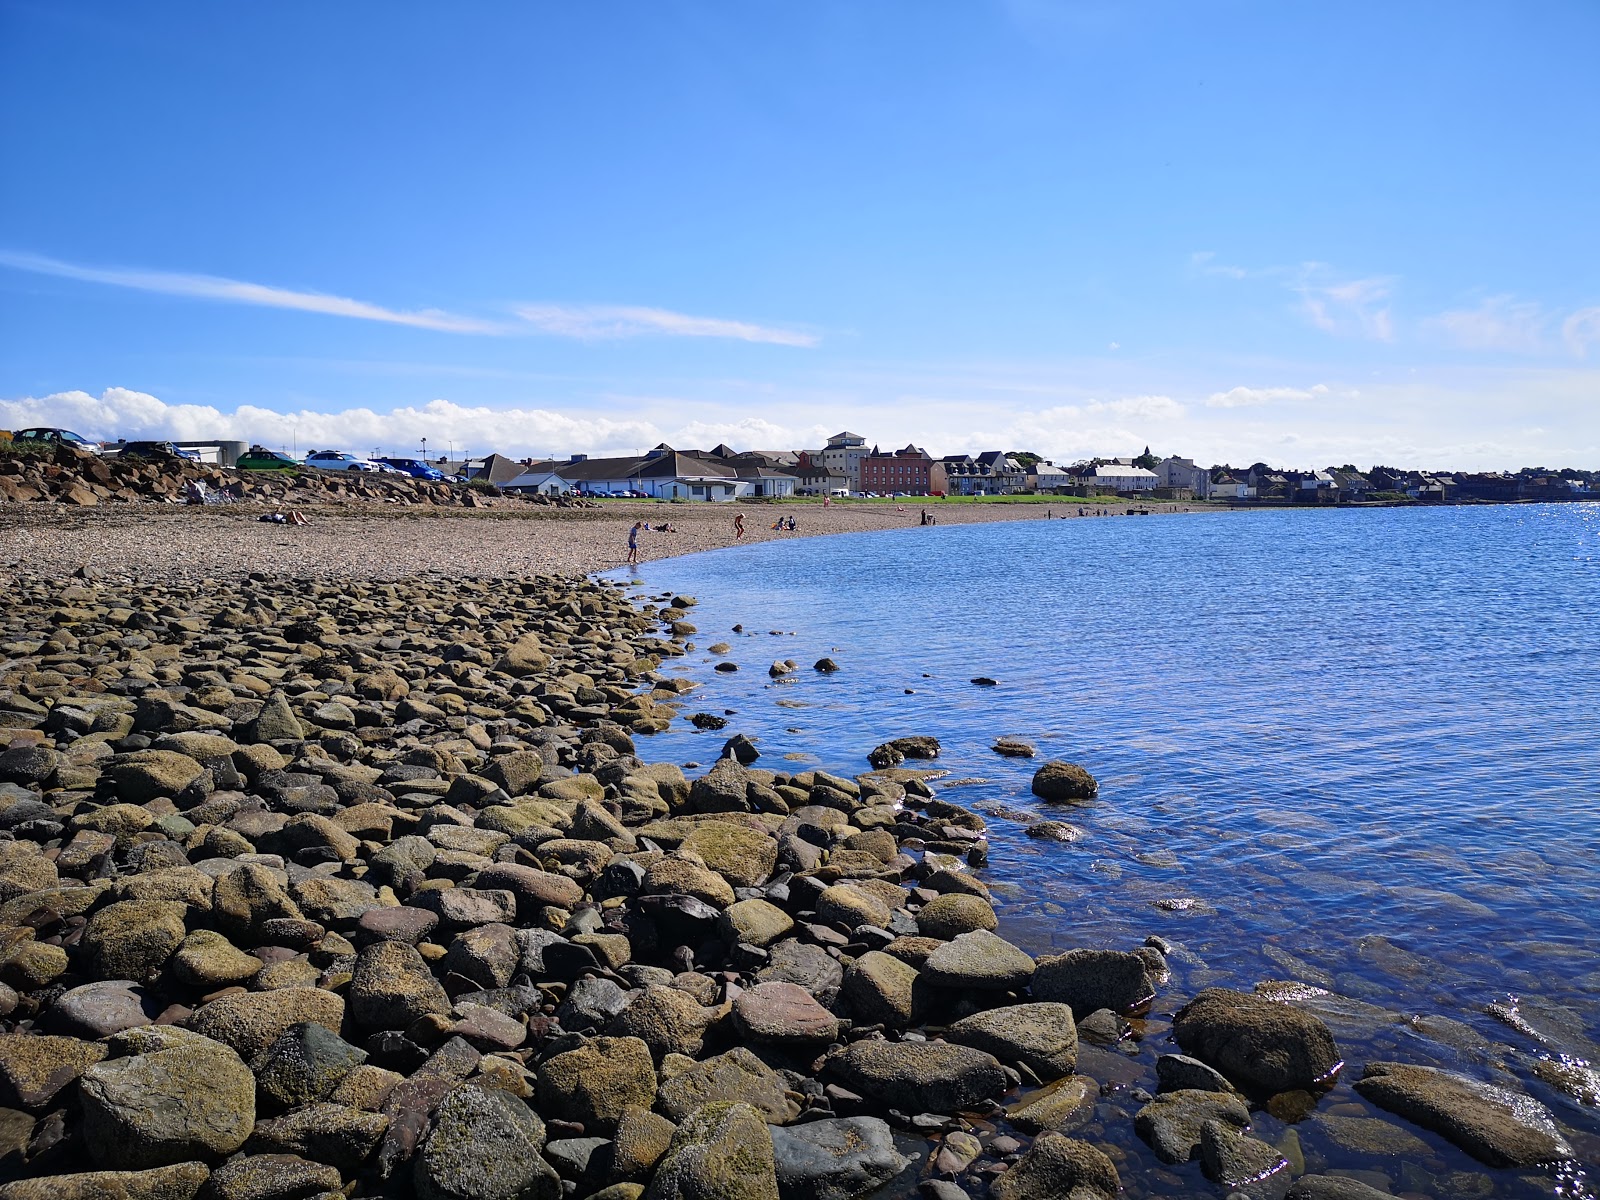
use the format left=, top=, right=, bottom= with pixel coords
left=920, top=509, right=929, bottom=526
left=627, top=521, right=643, bottom=564
left=734, top=513, right=745, bottom=539
left=786, top=515, right=796, bottom=531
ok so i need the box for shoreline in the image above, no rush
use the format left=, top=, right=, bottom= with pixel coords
left=0, top=499, right=1218, bottom=584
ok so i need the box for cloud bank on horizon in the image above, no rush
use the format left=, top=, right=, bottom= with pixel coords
left=6, top=380, right=1593, bottom=475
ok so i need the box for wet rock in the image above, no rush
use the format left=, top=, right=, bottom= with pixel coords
left=1353, top=1060, right=1573, bottom=1167
left=824, top=1041, right=1006, bottom=1114
left=1005, top=1074, right=1098, bottom=1134
left=414, top=1083, right=560, bottom=1200
left=79, top=1027, right=255, bottom=1168
left=920, top=929, right=1034, bottom=991
left=988, top=1132, right=1118, bottom=1200
left=1155, top=1053, right=1237, bottom=1095
left=991, top=738, right=1036, bottom=759
left=1172, top=988, right=1342, bottom=1094
left=947, top=1002, right=1077, bottom=1078
left=643, top=1101, right=778, bottom=1200
left=1133, top=1089, right=1251, bottom=1164
left=915, top=894, right=997, bottom=940
left=1198, top=1120, right=1292, bottom=1200
left=1029, top=761, right=1097, bottom=803
left=536, top=1036, right=658, bottom=1135
left=840, top=951, right=920, bottom=1028
left=657, top=1046, right=800, bottom=1125
left=1031, top=948, right=1156, bottom=1015
left=769, top=1116, right=908, bottom=1200
left=1286, top=1178, right=1400, bottom=1200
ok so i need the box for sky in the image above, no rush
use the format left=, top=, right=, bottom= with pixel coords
left=2, top=1, right=1597, bottom=471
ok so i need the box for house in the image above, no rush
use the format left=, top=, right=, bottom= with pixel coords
left=464, top=454, right=527, bottom=486
left=940, top=452, right=1027, bottom=495
left=500, top=470, right=574, bottom=497
left=788, top=451, right=849, bottom=496
left=1330, top=470, right=1374, bottom=499
left=1079, top=464, right=1160, bottom=494
left=859, top=444, right=948, bottom=495
left=1027, top=461, right=1074, bottom=492
left=1157, top=456, right=1212, bottom=498
left=519, top=446, right=743, bottom=500
left=819, top=432, right=873, bottom=492
left=1208, top=475, right=1253, bottom=500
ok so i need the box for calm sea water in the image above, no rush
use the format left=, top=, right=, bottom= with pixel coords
left=607, top=504, right=1600, bottom=1195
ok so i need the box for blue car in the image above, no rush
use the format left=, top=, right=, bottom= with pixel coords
left=376, top=457, right=446, bottom=481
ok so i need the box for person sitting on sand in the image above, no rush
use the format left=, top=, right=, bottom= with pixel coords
left=786, top=515, right=796, bottom=531
left=771, top=518, right=784, bottom=530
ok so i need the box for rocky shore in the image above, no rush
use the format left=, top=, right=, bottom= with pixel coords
left=0, top=572, right=1580, bottom=1200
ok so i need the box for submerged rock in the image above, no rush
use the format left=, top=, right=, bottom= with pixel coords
left=1172, top=988, right=1342, bottom=1094
left=1353, top=1060, right=1573, bottom=1167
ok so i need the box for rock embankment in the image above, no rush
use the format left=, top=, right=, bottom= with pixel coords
left=0, top=572, right=1576, bottom=1198
left=0, top=445, right=586, bottom=510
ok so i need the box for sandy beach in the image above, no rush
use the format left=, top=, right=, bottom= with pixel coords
left=0, top=499, right=1211, bottom=583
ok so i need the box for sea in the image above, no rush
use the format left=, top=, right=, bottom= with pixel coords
left=606, top=503, right=1600, bottom=1197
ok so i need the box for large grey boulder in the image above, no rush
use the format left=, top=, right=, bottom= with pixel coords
left=947, top=1002, right=1077, bottom=1078
left=919, top=930, right=1035, bottom=991
left=1031, top=949, right=1157, bottom=1015
left=989, top=1132, right=1118, bottom=1200
left=78, top=1027, right=254, bottom=1168
left=824, top=1040, right=1006, bottom=1113
left=1199, top=1120, right=1292, bottom=1200
left=1133, top=1089, right=1250, bottom=1164
left=769, top=1116, right=909, bottom=1200
left=1353, top=1061, right=1574, bottom=1167
left=1030, top=761, right=1097, bottom=802
left=414, top=1084, right=560, bottom=1200
left=1172, top=988, right=1342, bottom=1093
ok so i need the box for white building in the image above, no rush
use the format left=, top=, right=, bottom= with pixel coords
left=501, top=471, right=574, bottom=496
left=1088, top=465, right=1160, bottom=493
left=1028, top=461, right=1074, bottom=491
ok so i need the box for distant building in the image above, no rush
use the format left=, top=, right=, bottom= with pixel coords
left=819, top=431, right=873, bottom=491
left=789, top=451, right=850, bottom=496
left=501, top=470, right=574, bottom=496
left=1157, top=456, right=1212, bottom=498
left=1027, top=461, right=1073, bottom=492
left=940, top=451, right=1027, bottom=495
left=859, top=444, right=948, bottom=495
left=1081, top=464, right=1160, bottom=494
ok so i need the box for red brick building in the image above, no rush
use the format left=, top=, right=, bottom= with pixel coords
left=858, top=444, right=948, bottom=495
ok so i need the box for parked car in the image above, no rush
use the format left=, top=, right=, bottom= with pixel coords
left=235, top=447, right=301, bottom=471
left=304, top=450, right=380, bottom=473
left=117, top=440, right=200, bottom=462
left=10, top=427, right=100, bottom=453
left=375, top=457, right=445, bottom=481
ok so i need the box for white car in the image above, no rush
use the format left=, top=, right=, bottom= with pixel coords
left=304, top=450, right=381, bottom=473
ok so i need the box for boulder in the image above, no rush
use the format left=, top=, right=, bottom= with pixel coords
left=607, top=1105, right=678, bottom=1182
left=989, top=1133, right=1119, bottom=1200
left=246, top=1101, right=389, bottom=1172
left=824, top=1041, right=1005, bottom=1114
left=170, top=930, right=263, bottom=989
left=1029, top=761, right=1097, bottom=803
left=187, top=987, right=344, bottom=1060
left=79, top=1027, right=254, bottom=1168
left=608, top=986, right=711, bottom=1060
left=105, top=751, right=206, bottom=804
left=0, top=1032, right=107, bottom=1110
left=947, top=1002, right=1077, bottom=1078
left=415, top=1084, right=561, bottom=1200
left=0, top=1162, right=209, bottom=1200
left=915, top=894, right=996, bottom=940
left=732, top=981, right=841, bottom=1045
left=769, top=1116, right=908, bottom=1200
left=920, top=930, right=1034, bottom=991
left=679, top=822, right=777, bottom=888
left=1031, top=949, right=1157, bottom=1016
left=720, top=898, right=794, bottom=948
left=643, top=1101, right=778, bottom=1200
left=657, top=1047, right=799, bottom=1125
left=350, top=940, right=451, bottom=1031
left=79, top=900, right=188, bottom=980
left=1133, top=1089, right=1251, bottom=1164
left=758, top=940, right=843, bottom=1007
left=45, top=980, right=164, bottom=1039
left=1005, top=1074, right=1098, bottom=1134
left=205, top=1155, right=341, bottom=1200
left=1353, top=1061, right=1573, bottom=1167
left=1198, top=1120, right=1292, bottom=1200
left=536, top=1036, right=657, bottom=1135
left=255, top=1022, right=368, bottom=1109
left=1286, top=1178, right=1401, bottom=1200
left=1172, top=988, right=1341, bottom=1094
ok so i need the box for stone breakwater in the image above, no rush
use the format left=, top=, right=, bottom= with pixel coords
left=0, top=575, right=1580, bottom=1200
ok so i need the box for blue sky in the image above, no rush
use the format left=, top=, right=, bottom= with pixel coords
left=2, top=1, right=1596, bottom=469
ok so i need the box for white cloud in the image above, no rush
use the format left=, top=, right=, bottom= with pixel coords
left=1292, top=266, right=1395, bottom=342
left=513, top=304, right=817, bottom=347
left=1562, top=307, right=1600, bottom=358
left=1206, top=384, right=1327, bottom=408
left=0, top=251, right=507, bottom=334
left=1086, top=394, right=1185, bottom=420
left=1107, top=341, right=1120, bottom=351
left=1189, top=251, right=1249, bottom=280
left=1424, top=295, right=1548, bottom=353
left=0, top=251, right=818, bottom=347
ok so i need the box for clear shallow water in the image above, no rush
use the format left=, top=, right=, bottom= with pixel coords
left=608, top=504, right=1600, bottom=1195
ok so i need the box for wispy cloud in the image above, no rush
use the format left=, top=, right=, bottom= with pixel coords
left=1207, top=383, right=1329, bottom=408
left=0, top=250, right=507, bottom=334
left=1189, top=250, right=1250, bottom=280
left=513, top=304, right=818, bottom=347
left=1424, top=295, right=1547, bottom=354
left=1562, top=307, right=1600, bottom=358
left=1086, top=394, right=1185, bottom=420
left=1291, top=265, right=1395, bottom=341
left=0, top=250, right=819, bottom=347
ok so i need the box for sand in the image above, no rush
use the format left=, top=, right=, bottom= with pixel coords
left=0, top=498, right=1210, bottom=583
